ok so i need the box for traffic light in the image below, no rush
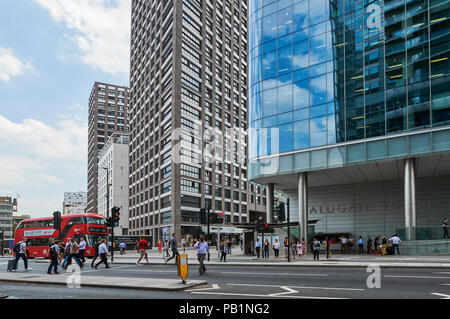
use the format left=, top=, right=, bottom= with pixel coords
left=199, top=208, right=206, bottom=224
left=256, top=219, right=263, bottom=232
left=277, top=202, right=286, bottom=222
left=53, top=211, right=61, bottom=230
left=210, top=211, right=218, bottom=224
left=112, top=207, right=120, bottom=227
left=256, top=219, right=273, bottom=233
left=106, top=217, right=113, bottom=228
left=216, top=212, right=224, bottom=224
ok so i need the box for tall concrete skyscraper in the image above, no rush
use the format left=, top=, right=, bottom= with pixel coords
left=87, top=82, right=130, bottom=214
left=129, top=0, right=266, bottom=244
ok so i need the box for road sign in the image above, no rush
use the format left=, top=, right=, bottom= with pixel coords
left=177, top=254, right=188, bottom=284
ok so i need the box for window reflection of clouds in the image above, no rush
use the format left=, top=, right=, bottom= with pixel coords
left=294, top=120, right=309, bottom=150
left=310, top=116, right=327, bottom=147
left=310, top=74, right=327, bottom=106
left=279, top=123, right=293, bottom=153
left=249, top=0, right=340, bottom=156
left=262, top=87, right=278, bottom=117
left=277, top=84, right=293, bottom=113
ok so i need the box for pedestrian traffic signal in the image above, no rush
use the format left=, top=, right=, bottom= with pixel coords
left=277, top=202, right=286, bottom=222
left=199, top=208, right=206, bottom=224
left=209, top=213, right=217, bottom=224
left=256, top=219, right=264, bottom=233
left=256, top=221, right=274, bottom=233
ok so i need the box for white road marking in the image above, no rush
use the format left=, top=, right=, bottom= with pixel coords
left=228, top=283, right=365, bottom=291
left=384, top=275, right=450, bottom=279
left=434, top=272, right=450, bottom=275
left=268, top=286, right=299, bottom=297
left=431, top=293, right=450, bottom=299
left=107, top=269, right=176, bottom=273
left=59, top=265, right=135, bottom=276
left=185, top=284, right=220, bottom=292
left=189, top=291, right=348, bottom=299
left=220, top=271, right=327, bottom=277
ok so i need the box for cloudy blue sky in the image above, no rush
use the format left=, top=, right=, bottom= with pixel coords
left=0, top=0, right=130, bottom=217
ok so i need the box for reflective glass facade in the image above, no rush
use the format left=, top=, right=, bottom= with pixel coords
left=249, top=0, right=450, bottom=159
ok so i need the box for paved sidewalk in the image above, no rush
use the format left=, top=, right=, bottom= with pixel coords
left=3, top=247, right=450, bottom=268
left=107, top=247, right=450, bottom=268
left=0, top=266, right=206, bottom=291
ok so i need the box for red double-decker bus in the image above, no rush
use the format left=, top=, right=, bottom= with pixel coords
left=14, top=213, right=109, bottom=258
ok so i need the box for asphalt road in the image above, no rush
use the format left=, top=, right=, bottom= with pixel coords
left=1, top=259, right=449, bottom=299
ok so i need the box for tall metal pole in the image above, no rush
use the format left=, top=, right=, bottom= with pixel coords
left=287, top=198, right=290, bottom=262
left=0, top=231, right=3, bottom=256
left=261, top=217, right=264, bottom=259
left=217, top=221, right=221, bottom=259
left=104, top=167, right=114, bottom=262
left=207, top=207, right=210, bottom=243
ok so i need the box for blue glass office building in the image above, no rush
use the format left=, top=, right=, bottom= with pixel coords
left=248, top=0, right=450, bottom=248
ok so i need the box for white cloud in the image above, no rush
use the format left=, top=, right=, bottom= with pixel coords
left=19, top=196, right=65, bottom=217
left=35, top=0, right=131, bottom=75
left=0, top=114, right=87, bottom=162
left=0, top=114, right=88, bottom=217
left=0, top=155, right=43, bottom=187
left=36, top=173, right=64, bottom=185
left=0, top=47, right=34, bottom=82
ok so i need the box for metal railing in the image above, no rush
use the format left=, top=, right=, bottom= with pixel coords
left=396, top=226, right=449, bottom=241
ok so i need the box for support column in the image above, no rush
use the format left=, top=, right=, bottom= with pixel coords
left=266, top=183, right=274, bottom=223
left=404, top=158, right=416, bottom=240
left=298, top=173, right=308, bottom=252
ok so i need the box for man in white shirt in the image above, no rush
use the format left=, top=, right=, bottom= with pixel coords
left=79, top=237, right=87, bottom=263
left=119, top=242, right=126, bottom=255
left=340, top=236, right=347, bottom=254
left=194, top=237, right=210, bottom=275
left=94, top=239, right=110, bottom=269
left=12, top=237, right=31, bottom=272
left=389, top=234, right=401, bottom=255
left=255, top=239, right=262, bottom=258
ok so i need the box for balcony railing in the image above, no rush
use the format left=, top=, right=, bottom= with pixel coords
left=396, top=226, right=449, bottom=241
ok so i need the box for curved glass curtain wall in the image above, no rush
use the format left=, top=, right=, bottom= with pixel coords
left=248, top=0, right=450, bottom=160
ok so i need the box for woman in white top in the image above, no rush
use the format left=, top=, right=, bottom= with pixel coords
left=272, top=239, right=280, bottom=258
left=290, top=241, right=297, bottom=260
left=297, top=241, right=303, bottom=258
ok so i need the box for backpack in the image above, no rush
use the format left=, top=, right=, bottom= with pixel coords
left=49, top=245, right=58, bottom=258
left=95, top=242, right=100, bottom=254
left=13, top=242, right=22, bottom=254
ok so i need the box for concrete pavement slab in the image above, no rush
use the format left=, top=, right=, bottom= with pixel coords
left=0, top=270, right=207, bottom=291
left=4, top=251, right=450, bottom=268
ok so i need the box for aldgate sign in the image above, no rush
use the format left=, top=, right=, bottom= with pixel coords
left=309, top=199, right=438, bottom=215
left=309, top=203, right=370, bottom=215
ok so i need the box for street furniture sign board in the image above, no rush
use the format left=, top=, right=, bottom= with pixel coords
left=177, top=254, right=188, bottom=284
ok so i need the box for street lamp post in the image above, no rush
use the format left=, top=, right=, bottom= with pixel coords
left=103, top=167, right=114, bottom=262
left=287, top=198, right=290, bottom=262
left=259, top=216, right=264, bottom=259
